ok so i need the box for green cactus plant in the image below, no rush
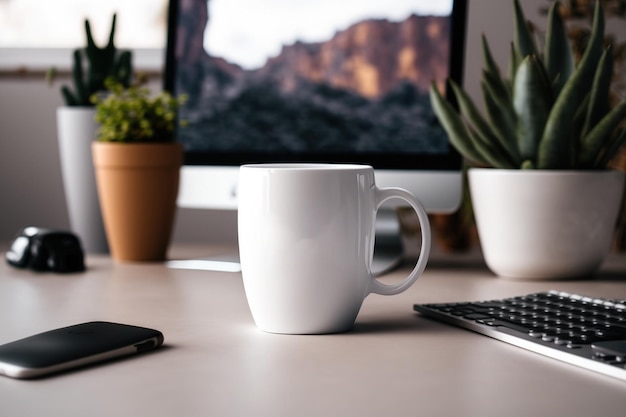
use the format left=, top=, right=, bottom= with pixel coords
left=55, top=14, right=133, bottom=106
left=430, top=0, right=626, bottom=170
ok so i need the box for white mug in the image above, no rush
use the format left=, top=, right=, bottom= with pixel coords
left=237, top=164, right=431, bottom=334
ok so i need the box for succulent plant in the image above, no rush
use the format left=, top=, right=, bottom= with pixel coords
left=50, top=14, right=133, bottom=107
left=91, top=76, right=187, bottom=143
left=430, top=0, right=626, bottom=170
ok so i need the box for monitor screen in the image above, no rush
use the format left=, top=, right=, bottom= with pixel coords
left=165, top=0, right=467, bottom=212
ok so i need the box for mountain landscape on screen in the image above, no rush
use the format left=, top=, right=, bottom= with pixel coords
left=175, top=1, right=451, bottom=154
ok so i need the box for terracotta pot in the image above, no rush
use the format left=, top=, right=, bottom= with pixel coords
left=92, top=142, right=182, bottom=262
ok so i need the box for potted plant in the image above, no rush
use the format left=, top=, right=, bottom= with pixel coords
left=91, top=76, right=186, bottom=262
left=429, top=0, right=626, bottom=279
left=49, top=14, right=132, bottom=254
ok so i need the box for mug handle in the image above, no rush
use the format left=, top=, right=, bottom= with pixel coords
left=368, top=187, right=431, bottom=296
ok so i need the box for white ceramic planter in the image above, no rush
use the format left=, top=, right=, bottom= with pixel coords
left=57, top=107, right=108, bottom=254
left=468, top=168, right=625, bottom=280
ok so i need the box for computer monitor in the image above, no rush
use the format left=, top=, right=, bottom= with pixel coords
left=164, top=0, right=467, bottom=271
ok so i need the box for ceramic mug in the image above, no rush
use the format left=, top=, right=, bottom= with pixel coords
left=237, top=164, right=431, bottom=334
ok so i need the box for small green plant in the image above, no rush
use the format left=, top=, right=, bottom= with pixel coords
left=91, top=76, right=187, bottom=143
left=430, top=0, right=626, bottom=170
left=47, top=14, right=132, bottom=106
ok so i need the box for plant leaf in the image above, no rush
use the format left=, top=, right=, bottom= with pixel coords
left=482, top=35, right=501, bottom=79
left=513, top=0, right=539, bottom=58
left=596, top=128, right=626, bottom=168
left=538, top=1, right=606, bottom=169
left=507, top=42, right=522, bottom=88
left=71, top=49, right=87, bottom=105
left=450, top=80, right=519, bottom=167
left=481, top=36, right=513, bottom=105
left=544, top=1, right=575, bottom=96
left=582, top=47, right=613, bottom=140
left=571, top=93, right=591, bottom=159
left=61, top=86, right=78, bottom=106
left=465, top=124, right=516, bottom=169
left=429, top=82, right=490, bottom=166
left=513, top=55, right=553, bottom=163
left=579, top=99, right=626, bottom=168
left=482, top=71, right=518, bottom=150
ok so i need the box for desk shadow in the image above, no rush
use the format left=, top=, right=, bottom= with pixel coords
left=532, top=270, right=626, bottom=282
left=591, top=270, right=626, bottom=282
left=350, top=314, right=449, bottom=335
left=26, top=344, right=175, bottom=381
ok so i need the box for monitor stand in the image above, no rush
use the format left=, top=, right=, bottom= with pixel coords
left=166, top=208, right=404, bottom=277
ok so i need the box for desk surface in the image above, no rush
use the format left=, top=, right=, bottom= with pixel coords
left=0, top=245, right=625, bottom=416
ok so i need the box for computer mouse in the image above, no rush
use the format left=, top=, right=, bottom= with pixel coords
left=6, top=227, right=85, bottom=273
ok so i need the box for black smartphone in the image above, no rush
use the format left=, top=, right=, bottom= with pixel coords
left=0, top=321, right=164, bottom=379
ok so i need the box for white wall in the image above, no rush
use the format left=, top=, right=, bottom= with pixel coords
left=0, top=0, right=577, bottom=245
left=0, top=75, right=238, bottom=244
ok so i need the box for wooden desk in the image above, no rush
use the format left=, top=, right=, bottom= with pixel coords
left=0, top=245, right=625, bottom=416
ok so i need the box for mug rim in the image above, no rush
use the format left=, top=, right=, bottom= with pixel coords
left=241, top=163, right=372, bottom=171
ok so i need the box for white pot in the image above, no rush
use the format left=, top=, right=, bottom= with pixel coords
left=57, top=107, right=108, bottom=254
left=468, top=168, right=625, bottom=280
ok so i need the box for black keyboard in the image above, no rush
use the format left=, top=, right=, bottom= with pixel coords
left=414, top=290, right=626, bottom=381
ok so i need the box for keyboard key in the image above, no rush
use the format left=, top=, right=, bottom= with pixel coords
left=592, top=340, right=626, bottom=357
left=463, top=313, right=491, bottom=320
